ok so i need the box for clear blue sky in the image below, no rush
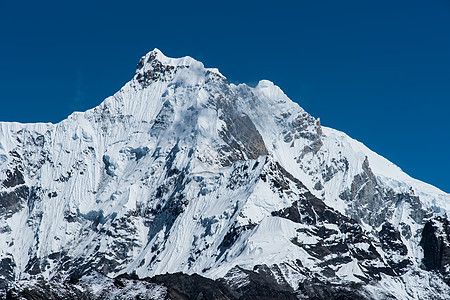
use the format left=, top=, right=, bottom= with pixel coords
left=0, top=0, right=449, bottom=192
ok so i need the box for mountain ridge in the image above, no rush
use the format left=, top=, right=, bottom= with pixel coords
left=1, top=49, right=449, bottom=299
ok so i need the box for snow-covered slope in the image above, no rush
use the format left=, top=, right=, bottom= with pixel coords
left=1, top=49, right=449, bottom=299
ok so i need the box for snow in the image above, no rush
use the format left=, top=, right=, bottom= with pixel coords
left=321, top=126, right=450, bottom=214
left=0, top=48, right=449, bottom=299
left=147, top=48, right=202, bottom=69
left=335, top=258, right=365, bottom=282
left=209, top=216, right=317, bottom=278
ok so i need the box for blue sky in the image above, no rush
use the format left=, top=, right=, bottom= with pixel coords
left=0, top=0, right=449, bottom=192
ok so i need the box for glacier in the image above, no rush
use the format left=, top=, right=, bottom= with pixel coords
left=1, top=49, right=450, bottom=299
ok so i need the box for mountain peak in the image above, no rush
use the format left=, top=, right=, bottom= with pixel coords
left=134, top=48, right=225, bottom=87
left=137, top=48, right=203, bottom=71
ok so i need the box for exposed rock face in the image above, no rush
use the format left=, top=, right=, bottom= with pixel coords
left=3, top=168, right=25, bottom=188
left=340, top=157, right=428, bottom=229
left=218, top=111, right=268, bottom=166
left=6, top=270, right=371, bottom=300
left=421, top=216, right=450, bottom=284
left=0, top=49, right=449, bottom=299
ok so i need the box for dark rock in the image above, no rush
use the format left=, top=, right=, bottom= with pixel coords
left=135, top=52, right=176, bottom=87
left=2, top=168, right=25, bottom=188
left=0, top=185, right=29, bottom=217
left=272, top=201, right=302, bottom=223
left=298, top=278, right=373, bottom=300
left=216, top=94, right=268, bottom=166
left=150, top=100, right=175, bottom=137
left=25, top=257, right=42, bottom=276
left=220, top=266, right=298, bottom=300
left=0, top=256, right=16, bottom=288
left=420, top=216, right=450, bottom=284
left=102, top=155, right=115, bottom=176
left=340, top=157, right=427, bottom=229
left=48, top=191, right=57, bottom=198
left=130, top=146, right=149, bottom=160
left=151, top=272, right=234, bottom=300
left=378, top=222, right=411, bottom=274
left=217, top=224, right=255, bottom=261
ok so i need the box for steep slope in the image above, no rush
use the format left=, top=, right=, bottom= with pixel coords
left=1, top=49, right=449, bottom=299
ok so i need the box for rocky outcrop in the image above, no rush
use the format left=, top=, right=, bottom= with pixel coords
left=6, top=270, right=372, bottom=300
left=421, top=216, right=450, bottom=284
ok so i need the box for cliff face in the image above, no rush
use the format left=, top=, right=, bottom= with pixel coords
left=1, top=49, right=449, bottom=299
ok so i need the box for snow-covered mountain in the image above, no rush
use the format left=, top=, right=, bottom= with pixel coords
left=2, top=49, right=450, bottom=299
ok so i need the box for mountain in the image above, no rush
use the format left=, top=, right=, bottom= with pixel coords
left=1, top=49, right=450, bottom=299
